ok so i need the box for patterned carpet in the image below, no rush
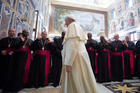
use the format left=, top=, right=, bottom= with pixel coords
left=18, top=87, right=60, bottom=93
left=104, top=82, right=140, bottom=93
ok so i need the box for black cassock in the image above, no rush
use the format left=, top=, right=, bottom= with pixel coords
left=111, top=40, right=124, bottom=81
left=29, top=38, right=52, bottom=88
left=5, top=38, right=32, bottom=92
left=0, top=37, right=15, bottom=89
left=123, top=41, right=135, bottom=79
left=49, top=37, right=63, bottom=87
left=85, top=39, right=98, bottom=77
left=135, top=40, right=140, bottom=78
left=97, top=43, right=111, bottom=83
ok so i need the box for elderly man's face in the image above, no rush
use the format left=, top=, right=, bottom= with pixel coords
left=87, top=33, right=92, bottom=39
left=114, top=35, right=119, bottom=40
left=22, top=30, right=29, bottom=37
left=65, top=17, right=74, bottom=27
left=41, top=32, right=47, bottom=38
left=65, top=18, right=70, bottom=27
left=125, top=36, right=130, bottom=41
left=8, top=29, right=15, bottom=37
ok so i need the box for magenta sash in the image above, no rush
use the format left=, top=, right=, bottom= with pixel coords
left=102, top=49, right=111, bottom=79
left=16, top=47, right=32, bottom=84
left=87, top=47, right=96, bottom=51
left=87, top=47, right=98, bottom=74
left=35, top=50, right=50, bottom=85
left=123, top=49, right=134, bottom=74
left=112, top=52, right=125, bottom=78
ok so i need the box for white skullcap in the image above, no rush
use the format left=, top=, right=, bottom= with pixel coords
left=66, top=15, right=75, bottom=20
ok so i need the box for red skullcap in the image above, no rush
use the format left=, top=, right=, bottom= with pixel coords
left=9, top=27, right=15, bottom=32
left=62, top=30, right=66, bottom=32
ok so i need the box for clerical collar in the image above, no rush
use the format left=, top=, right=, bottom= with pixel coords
left=8, top=36, right=14, bottom=39
left=42, top=38, right=46, bottom=40
left=88, top=39, right=93, bottom=41
left=41, top=38, right=47, bottom=50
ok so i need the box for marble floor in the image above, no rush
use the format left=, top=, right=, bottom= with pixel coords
left=18, top=84, right=112, bottom=93
left=18, top=79, right=140, bottom=93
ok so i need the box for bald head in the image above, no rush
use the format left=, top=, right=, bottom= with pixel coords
left=22, top=29, right=29, bottom=37
left=87, top=33, right=92, bottom=40
left=41, top=31, right=47, bottom=38
left=8, top=27, right=15, bottom=37
left=114, top=34, right=119, bottom=41
left=125, top=36, right=130, bottom=41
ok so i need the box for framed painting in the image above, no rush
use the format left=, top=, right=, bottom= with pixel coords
left=17, top=0, right=25, bottom=16
left=52, top=8, right=105, bottom=38
left=0, top=5, right=12, bottom=39
left=125, top=0, right=135, bottom=9
left=24, top=1, right=29, bottom=21
left=0, top=15, right=1, bottom=25
left=0, top=0, right=2, bottom=14
left=0, top=1, right=2, bottom=25
left=138, top=8, right=140, bottom=17
left=135, top=0, right=140, bottom=4
left=116, top=1, right=122, bottom=16
left=138, top=8, right=140, bottom=23
left=6, top=0, right=16, bottom=8
left=14, top=17, right=23, bottom=36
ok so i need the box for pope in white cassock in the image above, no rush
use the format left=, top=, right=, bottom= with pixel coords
left=60, top=15, right=98, bottom=93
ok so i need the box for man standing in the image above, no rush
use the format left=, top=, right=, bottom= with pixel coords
left=60, top=15, right=98, bottom=93
left=123, top=36, right=135, bottom=79
left=0, top=27, right=15, bottom=91
left=97, top=36, right=111, bottom=83
left=111, top=34, right=124, bottom=81
left=5, top=29, right=32, bottom=92
left=29, top=31, right=52, bottom=88
left=85, top=33, right=98, bottom=77
left=49, top=31, right=65, bottom=87
left=135, top=39, right=140, bottom=79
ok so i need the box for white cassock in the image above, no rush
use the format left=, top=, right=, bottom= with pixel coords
left=60, top=22, right=98, bottom=93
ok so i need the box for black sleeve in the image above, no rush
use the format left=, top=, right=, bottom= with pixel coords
left=110, top=42, right=114, bottom=52
left=48, top=42, right=53, bottom=50
left=13, top=38, right=24, bottom=49
left=135, top=41, right=140, bottom=53
left=28, top=39, right=33, bottom=50
left=96, top=43, right=102, bottom=53
left=0, top=38, right=6, bottom=52
left=121, top=41, right=125, bottom=51
left=0, top=39, right=3, bottom=53
left=127, top=42, right=135, bottom=50
left=51, top=43, right=62, bottom=57
left=30, top=39, right=39, bottom=51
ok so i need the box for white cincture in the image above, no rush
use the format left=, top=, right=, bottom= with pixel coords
left=64, top=71, right=68, bottom=93
left=42, top=47, right=44, bottom=50
left=23, top=45, right=25, bottom=48
left=8, top=44, right=10, bottom=48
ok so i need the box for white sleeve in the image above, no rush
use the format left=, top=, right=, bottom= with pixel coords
left=63, top=38, right=78, bottom=66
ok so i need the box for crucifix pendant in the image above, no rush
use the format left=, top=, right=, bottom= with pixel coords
left=8, top=44, right=10, bottom=48
left=115, top=48, right=117, bottom=51
left=42, top=47, right=44, bottom=50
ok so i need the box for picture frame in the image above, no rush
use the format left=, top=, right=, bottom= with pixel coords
left=53, top=8, right=105, bottom=37
left=0, top=5, right=12, bottom=39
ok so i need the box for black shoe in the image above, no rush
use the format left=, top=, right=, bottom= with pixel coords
left=53, top=84, right=59, bottom=87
